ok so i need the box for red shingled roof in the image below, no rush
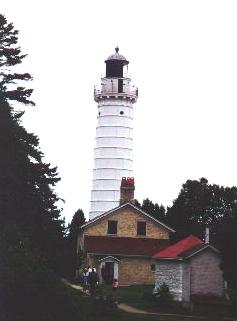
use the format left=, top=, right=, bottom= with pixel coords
left=153, top=235, right=203, bottom=258
left=84, top=235, right=169, bottom=256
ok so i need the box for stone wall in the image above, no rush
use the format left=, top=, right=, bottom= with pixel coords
left=190, top=249, right=224, bottom=297
left=155, top=261, right=183, bottom=301
left=182, top=262, right=191, bottom=302
left=154, top=249, right=224, bottom=303
left=84, top=207, right=169, bottom=239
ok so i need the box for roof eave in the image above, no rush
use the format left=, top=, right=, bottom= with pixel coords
left=80, top=202, right=175, bottom=233
left=185, top=244, right=220, bottom=259
left=153, top=256, right=184, bottom=261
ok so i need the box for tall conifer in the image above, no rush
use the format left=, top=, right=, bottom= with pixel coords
left=0, top=14, right=64, bottom=270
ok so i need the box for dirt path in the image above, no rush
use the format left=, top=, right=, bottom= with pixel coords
left=117, top=303, right=156, bottom=314
left=62, top=278, right=90, bottom=295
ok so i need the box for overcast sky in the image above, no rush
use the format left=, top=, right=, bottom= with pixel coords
left=3, top=1, right=237, bottom=222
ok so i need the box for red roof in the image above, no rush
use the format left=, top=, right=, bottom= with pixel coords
left=153, top=235, right=203, bottom=258
left=84, top=235, right=169, bottom=257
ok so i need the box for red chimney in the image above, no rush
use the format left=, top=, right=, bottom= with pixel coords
left=120, top=177, right=135, bottom=205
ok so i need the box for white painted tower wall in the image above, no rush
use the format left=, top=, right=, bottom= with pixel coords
left=90, top=72, right=138, bottom=219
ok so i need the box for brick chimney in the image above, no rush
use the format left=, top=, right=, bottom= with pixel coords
left=120, top=177, right=135, bottom=205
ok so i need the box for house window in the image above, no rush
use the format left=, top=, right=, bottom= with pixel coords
left=107, top=220, right=117, bottom=234
left=151, top=264, right=156, bottom=272
left=137, top=221, right=146, bottom=236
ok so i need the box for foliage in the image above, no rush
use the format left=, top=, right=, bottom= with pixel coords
left=0, top=220, right=83, bottom=321
left=0, top=13, right=65, bottom=271
left=64, top=209, right=86, bottom=279
left=166, top=178, right=237, bottom=240
left=0, top=13, right=77, bottom=320
left=137, top=178, right=237, bottom=289
left=166, top=178, right=237, bottom=288
left=154, top=283, right=173, bottom=305
left=135, top=198, right=166, bottom=222
left=0, top=14, right=34, bottom=106
left=68, top=208, right=86, bottom=243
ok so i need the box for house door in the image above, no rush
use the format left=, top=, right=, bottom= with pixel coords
left=104, top=262, right=114, bottom=284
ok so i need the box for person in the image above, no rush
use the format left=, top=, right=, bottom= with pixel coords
left=112, top=278, right=119, bottom=291
left=81, top=268, right=88, bottom=292
left=86, top=266, right=92, bottom=281
left=88, top=268, right=98, bottom=296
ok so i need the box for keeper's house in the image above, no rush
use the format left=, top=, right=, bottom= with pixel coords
left=77, top=178, right=175, bottom=285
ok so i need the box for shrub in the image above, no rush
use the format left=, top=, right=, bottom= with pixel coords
left=155, top=283, right=173, bottom=305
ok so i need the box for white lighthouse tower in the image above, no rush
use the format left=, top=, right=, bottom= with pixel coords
left=89, top=47, right=138, bottom=219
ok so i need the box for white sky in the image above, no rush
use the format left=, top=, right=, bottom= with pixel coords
left=3, top=1, right=237, bottom=222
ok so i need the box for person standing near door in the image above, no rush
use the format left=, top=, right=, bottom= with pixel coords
left=88, top=268, right=99, bottom=296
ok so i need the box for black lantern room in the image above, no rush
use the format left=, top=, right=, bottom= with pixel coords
left=105, top=47, right=129, bottom=78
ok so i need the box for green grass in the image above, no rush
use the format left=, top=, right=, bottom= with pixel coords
left=95, top=284, right=236, bottom=321
left=66, top=286, right=222, bottom=321
left=65, top=282, right=236, bottom=321
left=98, top=284, right=156, bottom=310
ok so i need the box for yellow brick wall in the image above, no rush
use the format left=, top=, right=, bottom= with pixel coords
left=84, top=207, right=169, bottom=239
left=117, top=257, right=155, bottom=285
left=86, top=255, right=155, bottom=285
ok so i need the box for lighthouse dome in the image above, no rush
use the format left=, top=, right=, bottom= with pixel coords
left=105, top=47, right=129, bottom=65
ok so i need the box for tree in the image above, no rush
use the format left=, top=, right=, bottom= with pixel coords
left=166, top=177, right=237, bottom=288
left=0, top=218, right=84, bottom=321
left=166, top=178, right=237, bottom=240
left=0, top=14, right=34, bottom=105
left=0, top=14, right=84, bottom=320
left=142, top=198, right=166, bottom=222
left=65, top=209, right=86, bottom=278
left=135, top=198, right=167, bottom=222
left=0, top=14, right=65, bottom=271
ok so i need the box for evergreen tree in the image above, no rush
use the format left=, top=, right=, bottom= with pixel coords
left=140, top=198, right=167, bottom=222
left=0, top=13, right=65, bottom=270
left=66, top=209, right=86, bottom=278
left=69, top=209, right=86, bottom=234
left=0, top=14, right=34, bottom=105
left=0, top=14, right=84, bottom=321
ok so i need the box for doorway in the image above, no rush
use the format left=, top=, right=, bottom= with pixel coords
left=118, top=79, right=123, bottom=93
left=104, top=262, right=114, bottom=284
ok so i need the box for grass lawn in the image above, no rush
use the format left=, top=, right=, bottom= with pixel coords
left=98, top=284, right=157, bottom=310
left=95, top=284, right=235, bottom=321
left=65, top=281, right=236, bottom=321
left=69, top=286, right=224, bottom=321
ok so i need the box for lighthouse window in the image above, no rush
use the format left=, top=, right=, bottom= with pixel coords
left=98, top=112, right=101, bottom=116
left=120, top=111, right=124, bottom=115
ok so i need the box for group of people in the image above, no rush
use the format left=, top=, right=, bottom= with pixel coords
left=81, top=265, right=119, bottom=295
left=81, top=266, right=98, bottom=295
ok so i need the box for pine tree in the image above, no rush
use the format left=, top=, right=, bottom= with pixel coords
left=0, top=14, right=34, bottom=105
left=0, top=14, right=85, bottom=321
left=0, top=14, right=64, bottom=271
left=65, top=209, right=86, bottom=278
left=141, top=198, right=167, bottom=222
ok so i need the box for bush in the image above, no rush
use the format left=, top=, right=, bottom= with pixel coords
left=0, top=223, right=82, bottom=321
left=155, top=283, right=173, bottom=306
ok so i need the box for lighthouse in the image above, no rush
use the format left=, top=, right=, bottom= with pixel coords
left=89, top=47, right=138, bottom=219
